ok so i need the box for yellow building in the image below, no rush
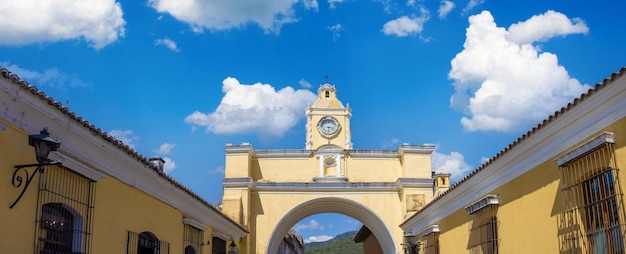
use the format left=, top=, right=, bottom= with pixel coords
left=400, top=67, right=626, bottom=254
left=0, top=67, right=247, bottom=253
left=221, top=84, right=437, bottom=254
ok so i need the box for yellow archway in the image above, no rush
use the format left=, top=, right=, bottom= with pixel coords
left=266, top=197, right=397, bottom=253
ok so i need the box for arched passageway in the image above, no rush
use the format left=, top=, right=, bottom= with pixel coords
left=266, top=197, right=398, bottom=254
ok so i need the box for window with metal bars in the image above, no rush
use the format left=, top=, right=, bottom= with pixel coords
left=556, top=132, right=626, bottom=254
left=419, top=231, right=440, bottom=254
left=467, top=195, right=499, bottom=254
left=212, top=237, right=226, bottom=254
left=35, top=164, right=95, bottom=254
left=183, top=224, right=203, bottom=254
left=127, top=231, right=170, bottom=254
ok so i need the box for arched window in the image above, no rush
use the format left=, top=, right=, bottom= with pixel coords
left=40, top=203, right=76, bottom=253
left=184, top=246, right=197, bottom=254
left=138, top=232, right=159, bottom=254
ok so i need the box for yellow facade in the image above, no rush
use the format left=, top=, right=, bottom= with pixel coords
left=222, top=84, right=437, bottom=253
left=0, top=67, right=247, bottom=254
left=401, top=67, right=626, bottom=254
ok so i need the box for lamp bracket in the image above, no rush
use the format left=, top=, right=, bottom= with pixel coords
left=10, top=161, right=62, bottom=209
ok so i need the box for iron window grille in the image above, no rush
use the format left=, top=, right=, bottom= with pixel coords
left=184, top=224, right=203, bottom=254
left=557, top=133, right=626, bottom=254
left=127, top=231, right=170, bottom=254
left=35, top=164, right=95, bottom=254
left=467, top=196, right=499, bottom=254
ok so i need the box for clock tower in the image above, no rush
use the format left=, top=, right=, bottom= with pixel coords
left=305, top=83, right=353, bottom=150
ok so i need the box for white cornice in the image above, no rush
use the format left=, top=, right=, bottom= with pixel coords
left=48, top=152, right=106, bottom=181
left=401, top=74, right=626, bottom=232
left=555, top=132, right=615, bottom=166
left=184, top=218, right=209, bottom=231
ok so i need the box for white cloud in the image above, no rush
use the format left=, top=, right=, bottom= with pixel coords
left=382, top=10, right=429, bottom=37
left=299, top=78, right=312, bottom=88
left=507, top=10, right=589, bottom=45
left=184, top=77, right=316, bottom=136
left=148, top=0, right=300, bottom=34
left=462, top=0, right=484, bottom=14
left=327, top=24, right=343, bottom=40
left=0, top=0, right=125, bottom=49
left=110, top=129, right=139, bottom=148
left=327, top=0, right=346, bottom=9
left=209, top=166, right=225, bottom=175
left=156, top=142, right=176, bottom=155
left=293, top=219, right=323, bottom=231
left=304, top=235, right=334, bottom=243
left=449, top=10, right=591, bottom=132
left=162, top=157, right=177, bottom=174
left=155, top=38, right=180, bottom=52
left=438, top=0, right=455, bottom=19
left=431, top=151, right=472, bottom=183
left=302, top=0, right=319, bottom=10
left=381, top=138, right=401, bottom=149
left=1, top=61, right=90, bottom=92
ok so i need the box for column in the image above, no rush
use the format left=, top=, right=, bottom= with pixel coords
left=319, top=155, right=324, bottom=177
left=335, top=154, right=341, bottom=176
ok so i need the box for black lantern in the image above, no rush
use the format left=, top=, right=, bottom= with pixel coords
left=228, top=241, right=239, bottom=254
left=10, top=128, right=62, bottom=208
left=29, top=128, right=61, bottom=163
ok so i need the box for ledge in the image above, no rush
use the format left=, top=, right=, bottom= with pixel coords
left=465, top=195, right=499, bottom=215
left=555, top=132, right=615, bottom=167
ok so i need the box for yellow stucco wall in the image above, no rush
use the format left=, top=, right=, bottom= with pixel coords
left=432, top=117, right=626, bottom=253
left=0, top=123, right=41, bottom=254
left=1, top=119, right=223, bottom=254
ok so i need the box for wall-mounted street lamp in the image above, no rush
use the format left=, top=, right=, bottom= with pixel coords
left=228, top=241, right=239, bottom=254
left=10, top=128, right=62, bottom=209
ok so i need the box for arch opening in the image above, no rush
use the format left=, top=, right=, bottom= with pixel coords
left=267, top=197, right=398, bottom=254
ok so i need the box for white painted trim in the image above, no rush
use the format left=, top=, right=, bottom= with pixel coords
left=555, top=132, right=615, bottom=166
left=465, top=195, right=499, bottom=215
left=421, top=225, right=440, bottom=236
left=183, top=218, right=209, bottom=231
left=48, top=152, right=106, bottom=181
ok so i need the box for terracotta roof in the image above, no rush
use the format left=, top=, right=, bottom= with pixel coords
left=0, top=66, right=248, bottom=233
left=402, top=66, right=626, bottom=225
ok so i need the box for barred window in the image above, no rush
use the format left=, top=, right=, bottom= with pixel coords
left=420, top=231, right=439, bottom=254
left=413, top=225, right=440, bottom=254
left=466, top=195, right=499, bottom=254
left=35, top=164, right=96, bottom=254
left=556, top=132, right=625, bottom=253
left=184, top=224, right=203, bottom=254
left=127, top=231, right=170, bottom=254
left=212, top=237, right=226, bottom=254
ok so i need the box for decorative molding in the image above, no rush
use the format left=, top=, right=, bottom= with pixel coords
left=254, top=149, right=312, bottom=158
left=348, top=150, right=399, bottom=158
left=184, top=218, right=209, bottom=231
left=396, top=178, right=434, bottom=189
left=555, top=132, right=615, bottom=167
left=223, top=177, right=254, bottom=189
left=465, top=195, right=499, bottom=215
left=421, top=225, right=440, bottom=236
left=399, top=144, right=436, bottom=154
left=48, top=152, right=106, bottom=181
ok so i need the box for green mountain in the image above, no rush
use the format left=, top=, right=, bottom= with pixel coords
left=304, top=231, right=363, bottom=254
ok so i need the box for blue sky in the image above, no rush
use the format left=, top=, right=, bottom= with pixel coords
left=1, top=0, right=625, bottom=244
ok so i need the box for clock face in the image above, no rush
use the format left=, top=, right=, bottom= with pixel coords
left=317, top=117, right=341, bottom=137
